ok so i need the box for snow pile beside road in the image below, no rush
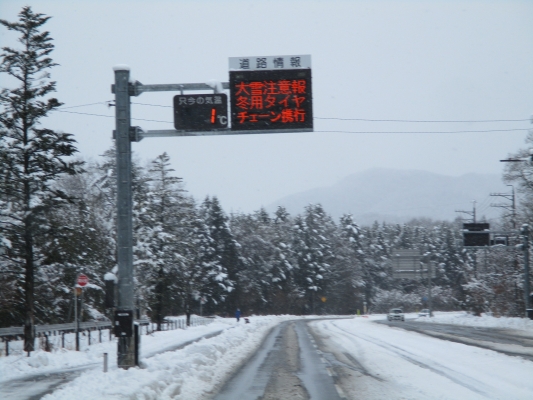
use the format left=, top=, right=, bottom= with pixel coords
left=42, top=315, right=296, bottom=400
left=0, top=340, right=107, bottom=382
left=0, top=317, right=231, bottom=383
left=416, top=311, right=533, bottom=331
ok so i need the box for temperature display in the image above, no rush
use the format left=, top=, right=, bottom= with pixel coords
left=173, top=94, right=228, bottom=131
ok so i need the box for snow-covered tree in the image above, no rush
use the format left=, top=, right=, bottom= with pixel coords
left=292, top=204, right=335, bottom=314
left=200, top=196, right=239, bottom=314
left=331, top=214, right=365, bottom=313
left=135, top=153, right=186, bottom=330
left=0, top=7, right=82, bottom=353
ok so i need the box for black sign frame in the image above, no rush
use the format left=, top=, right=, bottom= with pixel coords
left=229, top=68, right=313, bottom=131
left=173, top=93, right=228, bottom=132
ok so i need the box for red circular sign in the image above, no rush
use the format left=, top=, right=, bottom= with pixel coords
left=77, top=273, right=89, bottom=287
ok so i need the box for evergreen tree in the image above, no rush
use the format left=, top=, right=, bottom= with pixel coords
left=293, top=204, right=335, bottom=314
left=333, top=214, right=365, bottom=313
left=135, top=153, right=185, bottom=330
left=183, top=205, right=231, bottom=317
left=200, top=196, right=240, bottom=314
left=0, top=7, right=82, bottom=352
left=38, top=166, right=116, bottom=324
left=270, top=206, right=300, bottom=313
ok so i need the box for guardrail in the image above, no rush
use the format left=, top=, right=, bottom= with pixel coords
left=0, top=320, right=114, bottom=339
left=0, top=316, right=214, bottom=356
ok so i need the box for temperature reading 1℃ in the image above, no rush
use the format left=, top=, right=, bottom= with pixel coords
left=173, top=93, right=228, bottom=131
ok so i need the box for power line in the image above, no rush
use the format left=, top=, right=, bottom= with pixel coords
left=55, top=110, right=113, bottom=118
left=315, top=129, right=528, bottom=134
left=56, top=100, right=530, bottom=124
left=55, top=110, right=170, bottom=124
left=53, top=104, right=530, bottom=133
left=132, top=102, right=530, bottom=124
left=57, top=102, right=110, bottom=110
left=132, top=102, right=171, bottom=108
left=315, top=117, right=529, bottom=123
left=53, top=110, right=529, bottom=133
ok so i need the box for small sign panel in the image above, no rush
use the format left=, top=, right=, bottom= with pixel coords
left=229, top=68, right=313, bottom=131
left=174, top=94, right=228, bottom=131
left=77, top=273, right=89, bottom=287
left=229, top=55, right=311, bottom=71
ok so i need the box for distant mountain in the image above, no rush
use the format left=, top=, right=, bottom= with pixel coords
left=266, top=168, right=508, bottom=225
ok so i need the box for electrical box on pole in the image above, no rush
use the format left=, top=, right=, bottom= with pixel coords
left=114, top=309, right=134, bottom=337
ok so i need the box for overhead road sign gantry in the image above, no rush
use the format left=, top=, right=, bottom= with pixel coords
left=111, top=57, right=313, bottom=368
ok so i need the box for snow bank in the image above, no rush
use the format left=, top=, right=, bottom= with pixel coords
left=416, top=311, right=533, bottom=331
left=41, top=315, right=297, bottom=400
left=0, top=317, right=229, bottom=383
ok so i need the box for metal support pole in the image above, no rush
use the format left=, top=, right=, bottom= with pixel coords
left=104, top=352, right=108, bottom=373
left=114, top=66, right=136, bottom=368
left=521, top=224, right=531, bottom=317
left=74, top=287, right=79, bottom=351
left=428, top=262, right=433, bottom=317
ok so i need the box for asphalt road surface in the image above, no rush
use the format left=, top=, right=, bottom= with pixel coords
left=376, top=318, right=533, bottom=361
left=214, top=319, right=346, bottom=400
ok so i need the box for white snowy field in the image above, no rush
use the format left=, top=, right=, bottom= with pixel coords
left=0, top=312, right=532, bottom=399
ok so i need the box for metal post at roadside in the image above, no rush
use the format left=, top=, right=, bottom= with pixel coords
left=521, top=224, right=532, bottom=318
left=113, top=66, right=136, bottom=368
left=74, top=286, right=79, bottom=351
left=428, top=262, right=433, bottom=317
left=103, top=352, right=108, bottom=372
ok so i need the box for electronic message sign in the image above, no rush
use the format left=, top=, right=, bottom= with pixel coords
left=463, top=223, right=490, bottom=247
left=229, top=55, right=313, bottom=131
left=173, top=94, right=228, bottom=131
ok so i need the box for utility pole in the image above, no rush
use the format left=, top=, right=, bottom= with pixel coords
left=490, top=185, right=516, bottom=229
left=500, top=151, right=533, bottom=318
left=455, top=200, right=476, bottom=223
left=521, top=224, right=532, bottom=318
left=427, top=261, right=433, bottom=317
left=113, top=66, right=136, bottom=368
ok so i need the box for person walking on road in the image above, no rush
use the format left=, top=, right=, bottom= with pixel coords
left=235, top=308, right=241, bottom=322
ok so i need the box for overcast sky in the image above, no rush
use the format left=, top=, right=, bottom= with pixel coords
left=1, top=0, right=532, bottom=215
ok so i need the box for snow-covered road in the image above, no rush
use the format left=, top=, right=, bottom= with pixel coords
left=1, top=313, right=532, bottom=399
left=310, top=317, right=533, bottom=399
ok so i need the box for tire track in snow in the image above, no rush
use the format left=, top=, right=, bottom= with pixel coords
left=321, top=320, right=494, bottom=399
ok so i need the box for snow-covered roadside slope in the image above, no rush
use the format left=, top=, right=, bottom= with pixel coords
left=41, top=315, right=298, bottom=400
